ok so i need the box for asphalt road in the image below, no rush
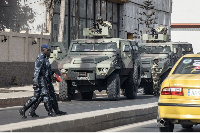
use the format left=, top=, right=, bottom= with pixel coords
left=102, top=119, right=200, bottom=132
left=0, top=94, right=158, bottom=126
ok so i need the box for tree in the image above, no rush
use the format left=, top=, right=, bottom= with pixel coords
left=0, top=0, right=35, bottom=32
left=138, top=0, right=157, bottom=34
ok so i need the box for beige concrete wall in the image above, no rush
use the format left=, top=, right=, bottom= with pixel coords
left=0, top=31, right=50, bottom=62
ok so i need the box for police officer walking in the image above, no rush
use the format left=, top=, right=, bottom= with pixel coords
left=19, top=45, right=57, bottom=118
left=151, top=57, right=162, bottom=96
left=28, top=47, right=66, bottom=116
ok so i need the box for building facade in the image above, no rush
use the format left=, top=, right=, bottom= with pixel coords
left=171, top=0, right=200, bottom=54
left=51, top=0, right=172, bottom=48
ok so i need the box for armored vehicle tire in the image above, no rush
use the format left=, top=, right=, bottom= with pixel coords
left=125, top=69, right=138, bottom=99
left=133, top=62, right=141, bottom=86
left=81, top=91, right=93, bottom=100
left=59, top=80, right=72, bottom=101
left=107, top=73, right=120, bottom=101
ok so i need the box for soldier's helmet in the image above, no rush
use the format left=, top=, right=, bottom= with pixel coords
left=153, top=57, right=159, bottom=61
left=96, top=16, right=103, bottom=21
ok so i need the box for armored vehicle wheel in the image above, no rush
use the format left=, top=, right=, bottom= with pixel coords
left=125, top=69, right=138, bottom=99
left=81, top=91, right=93, bottom=100
left=133, top=62, right=141, bottom=86
left=107, top=73, right=120, bottom=101
left=59, top=80, right=72, bottom=101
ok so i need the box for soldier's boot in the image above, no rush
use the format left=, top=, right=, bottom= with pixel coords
left=19, top=97, right=37, bottom=119
left=153, top=88, right=159, bottom=96
left=44, top=102, right=56, bottom=117
left=28, top=97, right=42, bottom=117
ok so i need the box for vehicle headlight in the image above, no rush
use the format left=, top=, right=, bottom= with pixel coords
left=61, top=69, right=67, bottom=73
left=102, top=68, right=108, bottom=73
left=98, top=68, right=109, bottom=73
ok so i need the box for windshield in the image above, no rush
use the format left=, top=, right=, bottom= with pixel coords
left=139, top=46, right=171, bottom=54
left=173, top=57, right=200, bottom=74
left=71, top=43, right=117, bottom=52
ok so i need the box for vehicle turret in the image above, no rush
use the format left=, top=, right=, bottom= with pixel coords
left=142, top=25, right=169, bottom=42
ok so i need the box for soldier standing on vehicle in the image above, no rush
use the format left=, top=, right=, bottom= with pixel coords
left=19, top=44, right=56, bottom=118
left=28, top=52, right=67, bottom=116
left=91, top=16, right=112, bottom=33
left=151, top=57, right=162, bottom=96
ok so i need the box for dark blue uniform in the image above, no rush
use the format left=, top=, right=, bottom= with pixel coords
left=19, top=52, right=55, bottom=118
left=29, top=55, right=66, bottom=116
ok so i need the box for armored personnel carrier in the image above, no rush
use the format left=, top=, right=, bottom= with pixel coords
left=50, top=26, right=141, bottom=101
left=139, top=26, right=193, bottom=94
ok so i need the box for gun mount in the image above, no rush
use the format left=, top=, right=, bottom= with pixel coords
left=83, top=27, right=112, bottom=38
left=142, top=25, right=169, bottom=42
left=83, top=21, right=112, bottom=38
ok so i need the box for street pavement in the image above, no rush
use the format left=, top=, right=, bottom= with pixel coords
left=0, top=84, right=158, bottom=131
left=0, top=93, right=158, bottom=126
left=101, top=119, right=200, bottom=132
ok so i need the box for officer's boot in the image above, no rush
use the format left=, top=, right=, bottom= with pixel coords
left=51, top=93, right=67, bottom=115
left=28, top=97, right=42, bottom=117
left=52, top=101, right=67, bottom=115
left=44, top=102, right=56, bottom=117
left=19, top=97, right=37, bottom=119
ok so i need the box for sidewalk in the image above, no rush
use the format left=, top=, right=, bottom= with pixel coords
left=0, top=85, right=33, bottom=108
left=0, top=84, right=107, bottom=108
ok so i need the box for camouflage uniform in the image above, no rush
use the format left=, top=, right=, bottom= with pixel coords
left=29, top=57, right=66, bottom=116
left=151, top=62, right=162, bottom=96
left=91, top=16, right=112, bottom=33
left=19, top=52, right=55, bottom=118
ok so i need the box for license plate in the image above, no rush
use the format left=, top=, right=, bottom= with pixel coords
left=141, top=75, right=147, bottom=78
left=77, top=77, right=89, bottom=80
left=188, top=89, right=200, bottom=96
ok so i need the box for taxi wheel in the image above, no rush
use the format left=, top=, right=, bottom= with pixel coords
left=159, top=123, right=174, bottom=132
left=181, top=124, right=193, bottom=129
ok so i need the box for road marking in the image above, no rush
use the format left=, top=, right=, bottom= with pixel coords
left=100, top=119, right=157, bottom=132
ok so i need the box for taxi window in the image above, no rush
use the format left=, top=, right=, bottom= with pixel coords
left=173, top=57, right=200, bottom=74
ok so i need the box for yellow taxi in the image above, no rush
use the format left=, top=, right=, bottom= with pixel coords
left=158, top=54, right=200, bottom=132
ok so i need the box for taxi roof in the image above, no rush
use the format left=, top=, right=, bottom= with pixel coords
left=183, top=54, right=200, bottom=57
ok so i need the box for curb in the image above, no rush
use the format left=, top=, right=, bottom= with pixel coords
left=0, top=102, right=158, bottom=132
left=0, top=97, right=31, bottom=108
left=0, top=93, right=97, bottom=108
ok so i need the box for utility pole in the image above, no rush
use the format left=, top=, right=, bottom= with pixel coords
left=58, top=0, right=66, bottom=42
left=75, top=0, right=80, bottom=39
